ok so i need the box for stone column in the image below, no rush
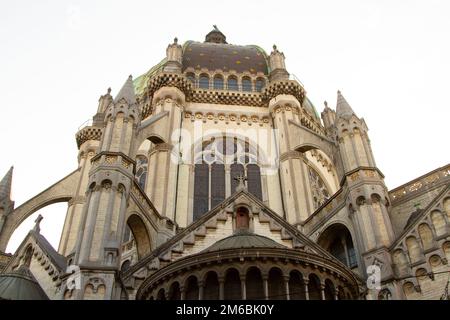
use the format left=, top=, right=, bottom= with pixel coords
left=320, top=283, right=326, bottom=300
left=219, top=276, right=225, bottom=300
left=198, top=281, right=204, bottom=300
left=240, top=275, right=246, bottom=300
left=180, top=286, right=185, bottom=300
left=303, top=279, right=309, bottom=300
left=262, top=275, right=269, bottom=300
left=284, top=275, right=290, bottom=300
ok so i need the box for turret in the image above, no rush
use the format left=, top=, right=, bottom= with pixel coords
left=333, top=91, right=395, bottom=295
left=163, top=37, right=183, bottom=73
left=59, top=88, right=112, bottom=256
left=64, top=76, right=140, bottom=300
left=335, top=91, right=376, bottom=172
left=0, top=167, right=14, bottom=235
left=268, top=45, right=289, bottom=82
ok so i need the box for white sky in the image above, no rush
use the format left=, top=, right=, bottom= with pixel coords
left=1, top=0, right=449, bottom=253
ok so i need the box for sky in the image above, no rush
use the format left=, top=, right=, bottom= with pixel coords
left=0, top=0, right=449, bottom=253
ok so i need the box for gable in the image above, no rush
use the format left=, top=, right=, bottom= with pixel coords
left=122, top=190, right=345, bottom=280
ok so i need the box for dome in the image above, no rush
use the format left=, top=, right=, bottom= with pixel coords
left=202, top=231, right=285, bottom=253
left=0, top=265, right=49, bottom=300
left=303, top=96, right=320, bottom=121
left=182, top=41, right=269, bottom=75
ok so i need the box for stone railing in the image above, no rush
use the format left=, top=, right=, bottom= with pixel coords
left=389, top=164, right=450, bottom=204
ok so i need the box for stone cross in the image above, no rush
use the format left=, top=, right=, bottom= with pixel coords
left=234, top=173, right=247, bottom=192
left=33, top=214, right=43, bottom=233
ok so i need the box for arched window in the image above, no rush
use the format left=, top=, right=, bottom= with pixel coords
left=308, top=274, right=322, bottom=300
left=255, top=78, right=265, bottom=92
left=135, top=155, right=148, bottom=190
left=193, top=163, right=209, bottom=220
left=246, top=267, right=264, bottom=300
left=247, top=164, right=262, bottom=200
left=324, top=279, right=335, bottom=300
left=227, top=76, right=238, bottom=91
left=236, top=207, right=249, bottom=230
left=224, top=269, right=241, bottom=300
left=213, top=75, right=224, bottom=90
left=185, top=276, right=199, bottom=300
left=186, top=73, right=196, bottom=85
left=199, top=74, right=209, bottom=89
left=242, top=77, right=252, bottom=92
left=168, top=282, right=181, bottom=300
left=211, top=163, right=225, bottom=208
left=193, top=137, right=263, bottom=221
left=318, top=224, right=358, bottom=269
left=268, top=268, right=285, bottom=300
left=204, top=272, right=220, bottom=299
left=289, top=271, right=306, bottom=300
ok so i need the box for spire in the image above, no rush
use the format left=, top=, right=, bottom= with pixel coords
left=0, top=166, right=13, bottom=201
left=114, top=75, right=136, bottom=105
left=336, top=90, right=357, bottom=119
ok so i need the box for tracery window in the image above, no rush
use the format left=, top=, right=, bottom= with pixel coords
left=135, top=155, right=148, bottom=190
left=308, top=166, right=330, bottom=210
left=193, top=137, right=262, bottom=220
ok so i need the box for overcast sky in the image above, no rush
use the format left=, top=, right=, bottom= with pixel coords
left=1, top=0, right=448, bottom=253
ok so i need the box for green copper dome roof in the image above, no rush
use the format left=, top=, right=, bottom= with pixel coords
left=202, top=231, right=286, bottom=253
left=0, top=265, right=49, bottom=300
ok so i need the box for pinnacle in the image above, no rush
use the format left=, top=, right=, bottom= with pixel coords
left=336, top=90, right=357, bottom=119
left=114, top=75, right=136, bottom=105
left=0, top=166, right=13, bottom=201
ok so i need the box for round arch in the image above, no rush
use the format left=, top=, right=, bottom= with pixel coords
left=126, top=214, right=152, bottom=259
left=317, top=223, right=358, bottom=269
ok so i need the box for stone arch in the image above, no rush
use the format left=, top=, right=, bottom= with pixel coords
left=431, top=210, right=447, bottom=237
left=168, top=281, right=181, bottom=300
left=246, top=266, right=264, bottom=300
left=184, top=275, right=199, bottom=300
left=203, top=271, right=219, bottom=299
left=224, top=268, right=241, bottom=300
left=156, top=288, right=166, bottom=300
left=418, top=223, right=434, bottom=250
left=126, top=213, right=151, bottom=259
left=317, top=223, right=358, bottom=269
left=443, top=197, right=450, bottom=220
left=289, top=270, right=306, bottom=300
left=392, top=249, right=409, bottom=276
left=324, top=279, right=335, bottom=300
left=268, top=267, right=285, bottom=300
left=308, top=273, right=322, bottom=300
left=406, top=236, right=423, bottom=264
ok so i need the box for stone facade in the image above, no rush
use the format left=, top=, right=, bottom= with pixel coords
left=0, top=28, right=449, bottom=300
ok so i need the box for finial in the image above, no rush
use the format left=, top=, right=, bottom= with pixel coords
left=174, top=37, right=178, bottom=44
left=213, top=25, right=218, bottom=31
left=33, top=214, right=43, bottom=233
left=234, top=173, right=247, bottom=192
left=273, top=44, right=277, bottom=51
left=128, top=74, right=133, bottom=80
left=324, top=101, right=328, bottom=107
left=107, top=87, right=111, bottom=94
left=337, top=90, right=341, bottom=94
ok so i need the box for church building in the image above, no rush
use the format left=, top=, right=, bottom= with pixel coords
left=0, top=27, right=449, bottom=300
